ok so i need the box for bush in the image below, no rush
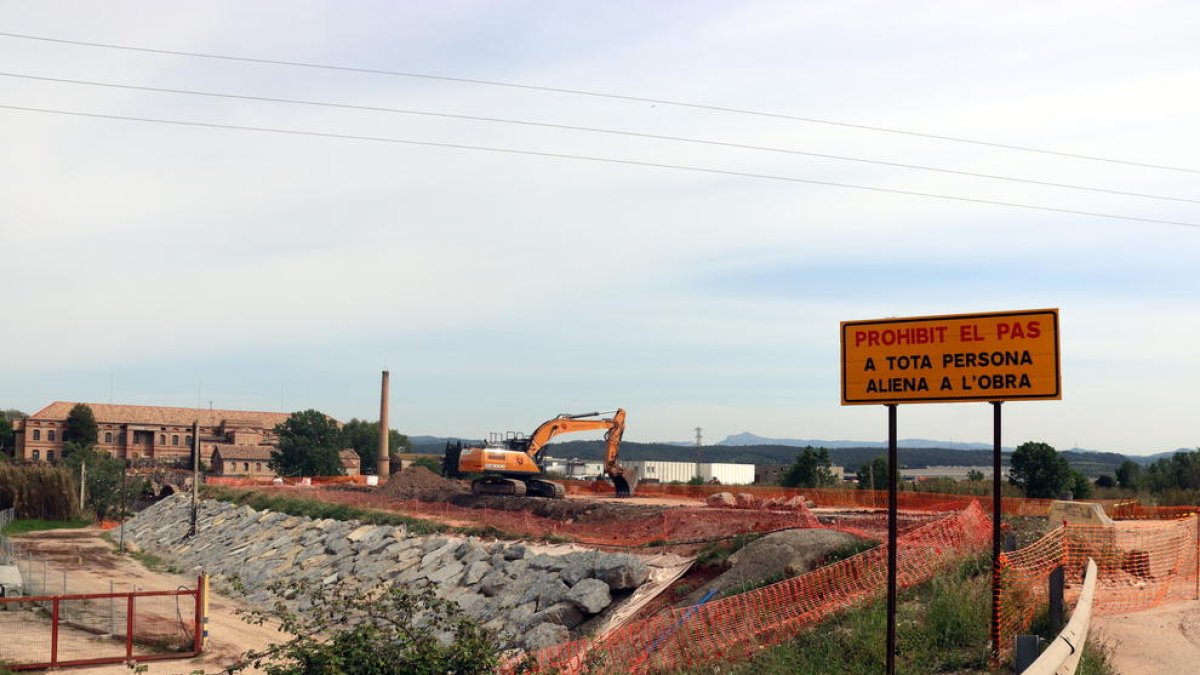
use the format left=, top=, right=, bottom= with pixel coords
left=233, top=578, right=500, bottom=674
left=0, top=463, right=79, bottom=519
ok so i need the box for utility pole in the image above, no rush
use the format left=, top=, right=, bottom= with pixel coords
left=79, top=460, right=86, bottom=513
left=190, top=420, right=199, bottom=536
left=695, top=427, right=703, bottom=480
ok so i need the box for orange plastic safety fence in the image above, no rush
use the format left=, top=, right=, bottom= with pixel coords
left=274, top=487, right=959, bottom=548
left=998, top=514, right=1200, bottom=652
left=504, top=503, right=992, bottom=674
left=574, top=481, right=1112, bottom=517
left=1109, top=501, right=1200, bottom=521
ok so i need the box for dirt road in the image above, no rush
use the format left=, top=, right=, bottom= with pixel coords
left=1092, top=599, right=1200, bottom=674
left=8, top=527, right=282, bottom=674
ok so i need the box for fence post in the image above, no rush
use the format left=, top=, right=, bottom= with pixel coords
left=51, top=597, right=60, bottom=667
left=192, top=574, right=207, bottom=654
left=110, top=580, right=116, bottom=636
left=1049, top=566, right=1064, bottom=632
left=126, top=593, right=135, bottom=660
left=1014, top=635, right=1041, bottom=673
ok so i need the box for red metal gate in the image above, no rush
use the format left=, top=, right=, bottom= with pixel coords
left=0, top=575, right=207, bottom=671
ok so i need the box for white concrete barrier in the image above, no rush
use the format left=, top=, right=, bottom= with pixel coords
left=1022, top=558, right=1098, bottom=675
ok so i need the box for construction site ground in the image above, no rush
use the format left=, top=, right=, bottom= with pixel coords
left=8, top=527, right=281, bottom=674
left=11, top=473, right=1187, bottom=673
left=1093, top=599, right=1200, bottom=674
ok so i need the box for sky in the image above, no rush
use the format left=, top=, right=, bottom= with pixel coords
left=2, top=1, right=1198, bottom=455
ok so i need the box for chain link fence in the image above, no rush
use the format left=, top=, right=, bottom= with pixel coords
left=0, top=510, right=206, bottom=670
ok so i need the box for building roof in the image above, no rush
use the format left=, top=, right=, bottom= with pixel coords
left=212, top=446, right=275, bottom=461
left=28, top=402, right=294, bottom=429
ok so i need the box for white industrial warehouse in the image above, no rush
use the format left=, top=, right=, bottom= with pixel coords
left=543, top=457, right=756, bottom=485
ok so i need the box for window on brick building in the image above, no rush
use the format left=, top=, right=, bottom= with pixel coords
left=32, top=450, right=40, bottom=460
left=47, top=450, right=55, bottom=461
left=243, top=462, right=250, bottom=472
left=33, top=430, right=40, bottom=441
left=256, top=462, right=262, bottom=471
left=160, top=434, right=166, bottom=445
left=105, top=432, right=113, bottom=443
left=185, top=435, right=192, bottom=446
left=48, top=430, right=56, bottom=441
left=172, top=435, right=179, bottom=446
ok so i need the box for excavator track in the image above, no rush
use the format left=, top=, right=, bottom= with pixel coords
left=471, top=477, right=527, bottom=497
left=528, top=479, right=566, bottom=499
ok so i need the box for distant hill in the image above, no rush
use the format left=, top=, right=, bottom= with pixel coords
left=1130, top=449, right=1195, bottom=465
left=718, top=432, right=996, bottom=451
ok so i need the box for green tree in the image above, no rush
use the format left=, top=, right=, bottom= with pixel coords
left=64, top=403, right=99, bottom=449
left=410, top=455, right=444, bottom=476
left=1068, top=470, right=1094, bottom=499
left=855, top=457, right=889, bottom=490
left=340, top=418, right=411, bottom=475
left=1115, top=460, right=1141, bottom=490
left=272, top=410, right=346, bottom=477
left=1143, top=449, right=1200, bottom=492
left=966, top=469, right=985, bottom=482
left=781, top=446, right=837, bottom=488
left=1, top=409, right=27, bottom=457
left=63, top=442, right=145, bottom=519
left=1094, top=474, right=1116, bottom=489
left=233, top=578, right=500, bottom=675
left=1008, top=441, right=1071, bottom=498
left=0, top=417, right=11, bottom=458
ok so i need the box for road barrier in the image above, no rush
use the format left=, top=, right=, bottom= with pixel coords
left=0, top=575, right=207, bottom=671
left=1019, top=558, right=1098, bottom=675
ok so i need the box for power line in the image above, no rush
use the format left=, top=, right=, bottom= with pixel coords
left=2, top=30, right=1197, bottom=175
left=2, top=102, right=1197, bottom=229
left=5, top=71, right=1196, bottom=205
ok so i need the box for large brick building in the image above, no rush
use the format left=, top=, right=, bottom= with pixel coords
left=13, top=402, right=292, bottom=465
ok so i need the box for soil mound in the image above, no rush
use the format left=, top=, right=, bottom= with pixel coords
left=377, top=466, right=467, bottom=501
left=682, top=528, right=875, bottom=604
left=451, top=494, right=662, bottom=523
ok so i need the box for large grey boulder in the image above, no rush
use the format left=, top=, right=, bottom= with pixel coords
left=532, top=602, right=585, bottom=629
left=595, top=554, right=649, bottom=590
left=427, top=560, right=466, bottom=585
left=565, top=578, right=612, bottom=614
left=523, top=622, right=570, bottom=651
left=462, top=560, right=492, bottom=586
left=521, top=577, right=570, bottom=611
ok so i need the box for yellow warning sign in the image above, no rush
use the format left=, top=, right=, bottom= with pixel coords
left=841, top=309, right=1060, bottom=405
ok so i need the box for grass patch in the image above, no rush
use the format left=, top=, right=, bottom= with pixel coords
left=695, top=532, right=764, bottom=567
left=127, top=549, right=185, bottom=574
left=717, top=555, right=993, bottom=674
left=202, top=486, right=449, bottom=535
left=2, top=517, right=92, bottom=536
left=817, top=538, right=880, bottom=566
left=705, top=552, right=1118, bottom=675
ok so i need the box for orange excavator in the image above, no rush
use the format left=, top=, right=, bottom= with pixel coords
left=444, top=409, right=637, bottom=498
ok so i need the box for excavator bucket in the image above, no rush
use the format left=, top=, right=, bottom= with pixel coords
left=612, top=465, right=639, bottom=497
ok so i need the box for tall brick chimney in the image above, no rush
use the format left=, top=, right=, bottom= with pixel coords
left=377, top=370, right=390, bottom=481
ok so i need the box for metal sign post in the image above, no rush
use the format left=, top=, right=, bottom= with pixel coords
left=991, top=401, right=1003, bottom=665
left=886, top=404, right=898, bottom=675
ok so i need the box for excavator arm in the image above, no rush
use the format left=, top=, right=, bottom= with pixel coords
left=526, top=409, right=636, bottom=497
